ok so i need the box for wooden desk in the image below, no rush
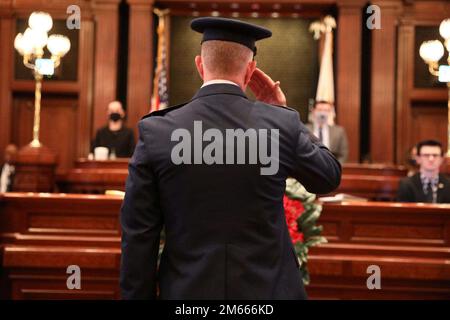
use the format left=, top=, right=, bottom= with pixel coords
left=307, top=201, right=450, bottom=299
left=56, top=158, right=130, bottom=194
left=342, top=163, right=407, bottom=177
left=58, top=160, right=410, bottom=199
left=75, top=158, right=129, bottom=170
left=0, top=193, right=123, bottom=299
left=2, top=194, right=449, bottom=299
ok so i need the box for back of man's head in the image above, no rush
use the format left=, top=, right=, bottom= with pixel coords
left=201, top=40, right=253, bottom=79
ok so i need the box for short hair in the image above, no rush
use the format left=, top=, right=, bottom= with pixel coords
left=201, top=40, right=253, bottom=78
left=416, top=139, right=444, bottom=156
left=108, top=100, right=125, bottom=112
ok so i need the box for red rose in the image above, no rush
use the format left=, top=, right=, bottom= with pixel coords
left=283, top=195, right=305, bottom=244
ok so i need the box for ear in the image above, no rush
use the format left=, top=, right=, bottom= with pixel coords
left=195, top=55, right=204, bottom=80
left=415, top=154, right=422, bottom=166
left=243, top=60, right=257, bottom=88
left=437, top=156, right=445, bottom=167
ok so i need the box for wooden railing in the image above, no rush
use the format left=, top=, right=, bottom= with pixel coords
left=1, top=193, right=449, bottom=299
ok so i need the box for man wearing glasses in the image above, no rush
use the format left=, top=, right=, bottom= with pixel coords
left=398, top=140, right=450, bottom=203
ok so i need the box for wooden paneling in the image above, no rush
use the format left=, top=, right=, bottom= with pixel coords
left=410, top=103, right=448, bottom=152
left=370, top=1, right=401, bottom=164
left=333, top=174, right=402, bottom=200
left=0, top=13, right=14, bottom=164
left=336, top=0, right=364, bottom=163
left=0, top=0, right=96, bottom=174
left=57, top=169, right=128, bottom=194
left=12, top=95, right=78, bottom=174
left=396, top=17, right=415, bottom=165
left=395, top=0, right=450, bottom=164
left=92, top=0, right=121, bottom=136
left=319, top=202, right=450, bottom=246
left=307, top=201, right=450, bottom=299
left=76, top=18, right=95, bottom=159
left=126, top=0, right=155, bottom=137
left=0, top=193, right=122, bottom=299
left=1, top=193, right=450, bottom=299
left=75, top=158, right=130, bottom=169
left=3, top=246, right=121, bottom=300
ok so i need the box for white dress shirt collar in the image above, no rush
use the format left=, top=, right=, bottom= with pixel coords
left=201, top=79, right=239, bottom=88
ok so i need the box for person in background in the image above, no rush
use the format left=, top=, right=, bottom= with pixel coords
left=91, top=101, right=135, bottom=158
left=398, top=140, right=450, bottom=203
left=306, top=100, right=349, bottom=163
left=0, top=144, right=18, bottom=193
left=405, top=145, right=419, bottom=177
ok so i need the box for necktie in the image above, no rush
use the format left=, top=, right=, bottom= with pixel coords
left=425, top=182, right=433, bottom=203
left=318, top=127, right=323, bottom=143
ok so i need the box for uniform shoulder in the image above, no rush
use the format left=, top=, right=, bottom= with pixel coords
left=141, top=102, right=188, bottom=120
left=253, top=101, right=299, bottom=115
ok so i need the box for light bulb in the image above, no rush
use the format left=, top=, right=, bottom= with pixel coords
left=14, top=33, right=24, bottom=54
left=439, top=18, right=450, bottom=40
left=47, top=34, right=71, bottom=57
left=419, top=40, right=444, bottom=63
left=28, top=11, right=53, bottom=32
left=21, top=28, right=36, bottom=55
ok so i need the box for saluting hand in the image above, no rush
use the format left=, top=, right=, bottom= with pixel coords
left=248, top=68, right=287, bottom=107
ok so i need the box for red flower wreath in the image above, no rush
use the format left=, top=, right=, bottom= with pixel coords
left=283, top=195, right=304, bottom=244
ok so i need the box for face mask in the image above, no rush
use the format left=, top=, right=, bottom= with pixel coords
left=110, top=113, right=122, bottom=122
left=316, top=111, right=329, bottom=124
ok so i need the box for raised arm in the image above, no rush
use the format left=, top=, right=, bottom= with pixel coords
left=249, top=67, right=341, bottom=194
left=290, top=117, right=341, bottom=194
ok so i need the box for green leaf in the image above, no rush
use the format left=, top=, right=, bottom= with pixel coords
left=302, top=225, right=323, bottom=239
left=304, top=236, right=328, bottom=248
left=298, top=208, right=321, bottom=226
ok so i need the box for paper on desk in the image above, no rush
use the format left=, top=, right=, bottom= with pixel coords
left=318, top=193, right=368, bottom=202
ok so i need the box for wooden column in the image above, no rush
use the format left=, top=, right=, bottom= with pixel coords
left=370, top=1, right=401, bottom=164
left=77, top=15, right=95, bottom=158
left=395, top=16, right=414, bottom=165
left=0, top=3, right=13, bottom=162
left=336, top=0, right=364, bottom=163
left=126, top=0, right=154, bottom=135
left=92, top=0, right=121, bottom=137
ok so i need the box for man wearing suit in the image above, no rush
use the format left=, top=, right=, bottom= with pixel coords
left=398, top=140, right=450, bottom=203
left=0, top=144, right=17, bottom=193
left=306, top=101, right=349, bottom=163
left=120, top=17, right=341, bottom=300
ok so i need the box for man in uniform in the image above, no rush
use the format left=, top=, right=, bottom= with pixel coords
left=120, top=17, right=341, bottom=299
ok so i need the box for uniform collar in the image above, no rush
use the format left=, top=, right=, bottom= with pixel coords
left=201, top=79, right=239, bottom=88
left=192, top=83, right=248, bottom=101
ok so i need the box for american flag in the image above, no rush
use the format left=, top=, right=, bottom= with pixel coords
left=151, top=9, right=170, bottom=112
